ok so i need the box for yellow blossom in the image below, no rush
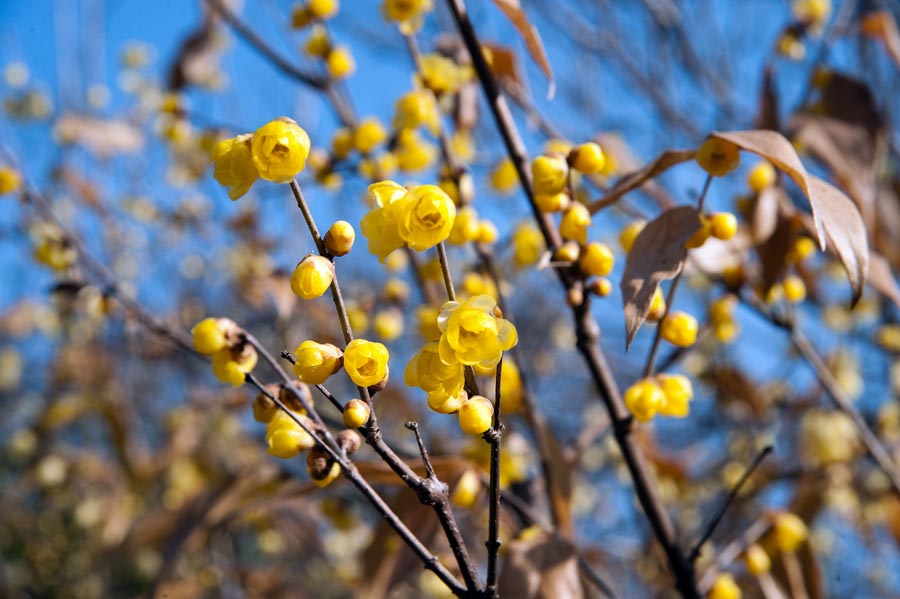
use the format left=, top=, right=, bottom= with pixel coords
left=512, top=222, right=545, bottom=267
left=559, top=203, right=591, bottom=244
left=490, top=158, right=518, bottom=194
left=395, top=184, right=456, bottom=251
left=448, top=205, right=479, bottom=245
left=290, top=255, right=335, bottom=299
left=266, top=409, right=316, bottom=459
left=360, top=181, right=409, bottom=260
left=405, top=340, right=466, bottom=408
left=0, top=166, right=22, bottom=195
left=353, top=117, right=388, bottom=154
left=656, top=373, right=693, bottom=418
left=418, top=53, right=470, bottom=95
left=624, top=378, right=664, bottom=422
left=212, top=346, right=257, bottom=387
left=292, top=340, right=343, bottom=384
left=393, top=88, right=440, bottom=134
left=211, top=133, right=259, bottom=200
left=344, top=339, right=390, bottom=387
left=531, top=154, right=568, bottom=195
left=438, top=294, right=517, bottom=368
left=191, top=317, right=236, bottom=355
left=251, top=118, right=311, bottom=183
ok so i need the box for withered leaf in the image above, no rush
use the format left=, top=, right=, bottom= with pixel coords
left=868, top=252, right=900, bottom=309
left=498, top=530, right=583, bottom=599
left=752, top=186, right=783, bottom=244
left=587, top=149, right=695, bottom=214
left=711, top=130, right=812, bottom=202
left=489, top=0, right=554, bottom=95
left=482, top=42, right=523, bottom=88
left=621, top=206, right=702, bottom=348
left=808, top=175, right=869, bottom=304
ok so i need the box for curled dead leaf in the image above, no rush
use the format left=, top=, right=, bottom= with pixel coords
left=489, top=0, right=554, bottom=96
left=587, top=149, right=695, bottom=214
left=621, top=206, right=702, bottom=348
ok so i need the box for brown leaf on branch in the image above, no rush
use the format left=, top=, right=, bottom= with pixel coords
left=587, top=149, right=696, bottom=214
left=807, top=175, right=869, bottom=304
left=711, top=129, right=869, bottom=302
left=483, top=43, right=523, bottom=88
left=621, top=206, right=702, bottom=348
left=752, top=186, right=784, bottom=244
left=498, top=530, right=583, bottom=599
left=861, top=10, right=900, bottom=70
left=868, top=252, right=900, bottom=309
left=489, top=0, right=554, bottom=94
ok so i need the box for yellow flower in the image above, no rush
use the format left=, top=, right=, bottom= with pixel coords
left=568, top=142, right=606, bottom=175
left=559, top=203, right=591, bottom=244
left=531, top=154, right=568, bottom=195
left=395, top=184, right=456, bottom=251
left=251, top=118, right=311, bottom=183
left=438, top=295, right=517, bottom=368
left=579, top=242, right=614, bottom=277
left=535, top=191, right=571, bottom=213
left=266, top=409, right=316, bottom=459
left=405, top=341, right=465, bottom=406
left=326, top=46, right=355, bottom=80
left=211, top=133, right=258, bottom=200
left=418, top=53, right=470, bottom=95
left=360, top=180, right=408, bottom=261
left=393, top=89, right=440, bottom=134
left=305, top=25, right=330, bottom=58
left=353, top=117, right=387, bottom=154
left=191, top=317, right=237, bottom=355
left=499, top=359, right=524, bottom=414
left=448, top=205, right=479, bottom=245
left=624, top=378, right=664, bottom=422
left=382, top=0, right=432, bottom=25
left=292, top=340, right=343, bottom=384
left=0, top=166, right=22, bottom=195
left=212, top=346, right=257, bottom=387
left=660, top=311, right=698, bottom=347
left=744, top=544, right=771, bottom=576
left=696, top=137, right=740, bottom=177
left=373, top=308, right=404, bottom=341
left=344, top=339, right=389, bottom=387
left=708, top=573, right=741, bottom=599
left=656, top=373, right=693, bottom=418
left=331, top=127, right=353, bottom=159
left=747, top=160, right=776, bottom=192
left=512, top=222, right=545, bottom=267
left=394, top=128, right=437, bottom=172
left=309, top=0, right=339, bottom=20
left=771, top=512, right=808, bottom=553
left=290, top=255, right=335, bottom=299
left=324, top=220, right=356, bottom=256
left=343, top=399, right=371, bottom=428
left=490, top=158, right=518, bottom=194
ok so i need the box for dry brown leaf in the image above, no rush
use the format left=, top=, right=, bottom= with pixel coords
left=861, top=10, right=900, bottom=69
left=711, top=129, right=869, bottom=301
left=757, top=217, right=794, bottom=294
left=490, top=0, right=554, bottom=94
left=587, top=149, right=695, bottom=214
left=752, top=186, right=783, bottom=243
left=754, top=67, right=779, bottom=131
left=621, top=206, right=702, bottom=348
left=483, top=42, right=523, bottom=88
left=711, top=130, right=813, bottom=203
left=56, top=114, right=144, bottom=156
left=868, top=252, right=900, bottom=309
left=498, top=530, right=583, bottom=599
left=807, top=175, right=869, bottom=304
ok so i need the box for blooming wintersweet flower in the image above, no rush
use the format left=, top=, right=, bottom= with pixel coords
left=251, top=118, right=311, bottom=183
left=343, top=339, right=389, bottom=387
left=405, top=341, right=466, bottom=406
left=292, top=340, right=343, bottom=384
left=360, top=180, right=408, bottom=261
left=395, top=184, right=456, bottom=251
left=437, top=295, right=517, bottom=369
left=211, top=133, right=258, bottom=200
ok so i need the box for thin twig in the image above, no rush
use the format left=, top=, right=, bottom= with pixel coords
left=697, top=517, right=770, bottom=591
left=484, top=357, right=504, bottom=597
left=437, top=241, right=457, bottom=302
left=406, top=421, right=436, bottom=480
left=688, top=445, right=773, bottom=562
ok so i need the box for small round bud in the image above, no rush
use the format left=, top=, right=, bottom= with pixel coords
left=708, top=573, right=742, bottom=599
left=0, top=167, right=22, bottom=195
left=747, top=160, right=776, bottom=192
left=343, top=399, right=371, bottom=428
left=566, top=287, right=584, bottom=307
left=291, top=255, right=335, bottom=299
left=476, top=220, right=498, bottom=245
left=568, top=142, right=606, bottom=175
left=624, top=379, right=665, bottom=422
left=656, top=373, right=693, bottom=418
left=660, top=311, right=698, bottom=347
left=579, top=242, right=615, bottom=277
left=709, top=212, right=738, bottom=240
left=783, top=275, right=806, bottom=303
left=253, top=388, right=279, bottom=423
left=324, top=220, right=355, bottom=256
left=191, top=317, right=237, bottom=355
left=337, top=429, right=363, bottom=455
left=744, top=544, right=771, bottom=576
left=535, top=191, right=571, bottom=213
left=384, top=278, right=410, bottom=303
left=308, top=0, right=339, bottom=20
left=458, top=396, right=494, bottom=435
left=772, top=512, right=808, bottom=553
left=587, top=278, right=612, bottom=297
left=696, top=137, right=741, bottom=177
left=451, top=470, right=482, bottom=508
left=326, top=46, right=355, bottom=80
left=266, top=410, right=316, bottom=459
left=559, top=203, right=591, bottom=244
left=292, top=340, right=343, bottom=384
left=554, top=241, right=580, bottom=263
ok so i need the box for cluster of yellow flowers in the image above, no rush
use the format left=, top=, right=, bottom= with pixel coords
left=406, top=295, right=517, bottom=435
left=191, top=317, right=257, bottom=387
left=292, top=337, right=390, bottom=391
left=211, top=117, right=311, bottom=200
left=292, top=0, right=355, bottom=80
left=360, top=180, right=456, bottom=261
left=623, top=373, right=693, bottom=422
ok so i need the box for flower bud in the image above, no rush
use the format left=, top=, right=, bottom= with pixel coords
left=291, top=255, right=335, bottom=299
left=292, top=340, right=343, bottom=384
left=342, top=399, right=371, bottom=428
left=324, top=220, right=356, bottom=256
